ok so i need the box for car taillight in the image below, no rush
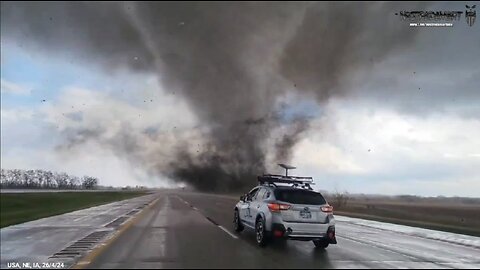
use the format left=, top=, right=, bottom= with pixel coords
left=268, top=203, right=291, bottom=212
left=273, top=230, right=284, bottom=237
left=321, top=205, right=333, bottom=214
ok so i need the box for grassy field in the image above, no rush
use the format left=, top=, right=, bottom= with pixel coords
left=325, top=196, right=480, bottom=237
left=0, top=191, right=148, bottom=228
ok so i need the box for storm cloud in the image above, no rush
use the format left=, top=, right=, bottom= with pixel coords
left=3, top=2, right=475, bottom=191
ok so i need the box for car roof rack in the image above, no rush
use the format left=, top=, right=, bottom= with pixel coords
left=257, top=174, right=315, bottom=190
left=258, top=164, right=315, bottom=190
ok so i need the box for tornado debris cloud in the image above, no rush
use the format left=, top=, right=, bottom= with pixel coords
left=0, top=2, right=427, bottom=191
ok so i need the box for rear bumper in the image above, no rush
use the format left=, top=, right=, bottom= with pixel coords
left=271, top=223, right=337, bottom=244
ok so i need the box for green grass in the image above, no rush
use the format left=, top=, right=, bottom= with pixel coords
left=0, top=191, right=148, bottom=228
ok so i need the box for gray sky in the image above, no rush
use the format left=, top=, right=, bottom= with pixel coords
left=1, top=2, right=479, bottom=196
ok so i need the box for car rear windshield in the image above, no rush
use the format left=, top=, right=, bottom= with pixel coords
left=274, top=189, right=327, bottom=205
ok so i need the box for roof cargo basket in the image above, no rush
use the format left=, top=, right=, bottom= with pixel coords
left=258, top=164, right=314, bottom=190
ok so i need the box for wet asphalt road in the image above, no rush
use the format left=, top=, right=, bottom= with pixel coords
left=87, top=191, right=480, bottom=269
left=0, top=194, right=158, bottom=269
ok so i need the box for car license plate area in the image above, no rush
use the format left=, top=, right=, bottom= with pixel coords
left=299, top=210, right=312, bottom=219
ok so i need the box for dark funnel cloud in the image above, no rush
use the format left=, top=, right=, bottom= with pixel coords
left=1, top=2, right=427, bottom=191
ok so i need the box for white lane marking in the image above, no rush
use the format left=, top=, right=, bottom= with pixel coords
left=73, top=216, right=87, bottom=222
left=174, top=195, right=238, bottom=240
left=218, top=225, right=239, bottom=239
left=180, top=198, right=189, bottom=205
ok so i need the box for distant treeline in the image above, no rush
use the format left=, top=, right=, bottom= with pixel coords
left=0, top=169, right=98, bottom=190
left=340, top=193, right=480, bottom=206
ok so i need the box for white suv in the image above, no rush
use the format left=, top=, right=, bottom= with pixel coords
left=233, top=174, right=336, bottom=248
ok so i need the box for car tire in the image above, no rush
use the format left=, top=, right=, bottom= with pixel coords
left=313, top=239, right=329, bottom=249
left=233, top=209, right=244, bottom=232
left=255, top=217, right=269, bottom=247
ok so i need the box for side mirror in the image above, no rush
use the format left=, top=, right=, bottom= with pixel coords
left=240, top=195, right=245, bottom=202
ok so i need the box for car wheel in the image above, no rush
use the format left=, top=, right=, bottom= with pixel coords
left=233, top=209, right=244, bottom=232
left=255, top=217, right=268, bottom=247
left=313, top=239, right=329, bottom=249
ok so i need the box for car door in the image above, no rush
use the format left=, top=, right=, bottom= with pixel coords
left=239, top=187, right=259, bottom=228
left=249, top=188, right=266, bottom=224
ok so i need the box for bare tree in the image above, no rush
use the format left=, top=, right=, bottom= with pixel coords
left=332, top=190, right=350, bottom=209
left=1, top=169, right=99, bottom=190
left=68, top=176, right=80, bottom=189
left=82, top=176, right=98, bottom=190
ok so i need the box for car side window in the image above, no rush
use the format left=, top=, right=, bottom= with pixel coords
left=255, top=188, right=266, bottom=201
left=263, top=190, right=271, bottom=199
left=246, top=188, right=259, bottom=201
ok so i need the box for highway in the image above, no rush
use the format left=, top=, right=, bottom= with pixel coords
left=85, top=191, right=480, bottom=269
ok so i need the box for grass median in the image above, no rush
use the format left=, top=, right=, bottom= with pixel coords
left=0, top=191, right=149, bottom=228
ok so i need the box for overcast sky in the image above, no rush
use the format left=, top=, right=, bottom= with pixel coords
left=1, top=2, right=479, bottom=196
